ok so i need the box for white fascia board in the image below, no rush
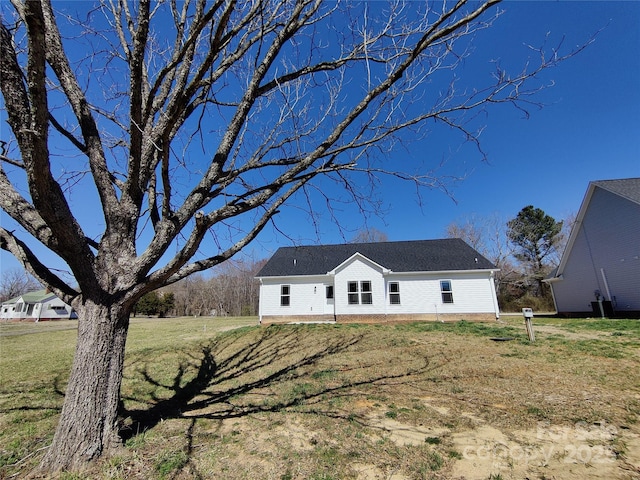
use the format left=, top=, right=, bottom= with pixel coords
left=543, top=275, right=564, bottom=283
left=255, top=274, right=331, bottom=281
left=385, top=268, right=499, bottom=277
left=328, top=252, right=389, bottom=275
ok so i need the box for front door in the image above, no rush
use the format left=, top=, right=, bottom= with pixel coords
left=324, top=285, right=335, bottom=316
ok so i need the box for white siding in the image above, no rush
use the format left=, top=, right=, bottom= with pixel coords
left=0, top=295, right=75, bottom=320
left=334, top=257, right=385, bottom=316
left=259, top=275, right=329, bottom=317
left=258, top=255, right=499, bottom=320
left=385, top=273, right=497, bottom=315
left=553, top=187, right=640, bottom=314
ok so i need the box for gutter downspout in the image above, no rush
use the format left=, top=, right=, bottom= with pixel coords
left=600, top=268, right=615, bottom=315
left=549, top=282, right=559, bottom=315
left=383, top=277, right=388, bottom=321
left=600, top=268, right=612, bottom=302
left=490, top=271, right=500, bottom=320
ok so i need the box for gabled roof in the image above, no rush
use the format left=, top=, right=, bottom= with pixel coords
left=329, top=252, right=389, bottom=275
left=256, top=238, right=497, bottom=277
left=591, top=178, right=640, bottom=205
left=553, top=177, right=640, bottom=277
left=21, top=289, right=55, bottom=302
left=2, top=289, right=54, bottom=305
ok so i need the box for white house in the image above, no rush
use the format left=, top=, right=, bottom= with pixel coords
left=0, top=289, right=77, bottom=321
left=256, top=238, right=500, bottom=324
left=545, top=178, right=640, bottom=317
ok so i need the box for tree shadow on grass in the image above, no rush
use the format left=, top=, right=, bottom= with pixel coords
left=119, top=324, right=433, bottom=442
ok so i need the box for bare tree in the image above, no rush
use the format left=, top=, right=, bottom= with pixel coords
left=168, top=257, right=265, bottom=316
left=446, top=216, right=486, bottom=253
left=553, top=211, right=576, bottom=265
left=170, top=273, right=202, bottom=316
left=0, top=268, right=41, bottom=302
left=446, top=213, right=517, bottom=299
left=211, top=257, right=266, bottom=315
left=0, top=0, right=587, bottom=471
left=350, top=227, right=389, bottom=243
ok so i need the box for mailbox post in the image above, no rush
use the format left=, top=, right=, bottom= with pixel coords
left=522, top=308, right=535, bottom=342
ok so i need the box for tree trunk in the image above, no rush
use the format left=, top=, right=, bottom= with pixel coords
left=39, top=299, right=130, bottom=472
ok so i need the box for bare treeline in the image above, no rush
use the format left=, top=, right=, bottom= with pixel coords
left=0, top=269, right=41, bottom=303
left=163, top=258, right=266, bottom=317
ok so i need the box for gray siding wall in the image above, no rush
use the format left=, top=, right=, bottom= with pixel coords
left=553, top=187, right=640, bottom=314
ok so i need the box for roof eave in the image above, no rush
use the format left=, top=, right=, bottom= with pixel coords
left=255, top=273, right=332, bottom=281
left=542, top=275, right=563, bottom=283
left=555, top=181, right=598, bottom=275
left=387, top=268, right=499, bottom=275
left=256, top=267, right=499, bottom=279
left=327, top=252, right=389, bottom=275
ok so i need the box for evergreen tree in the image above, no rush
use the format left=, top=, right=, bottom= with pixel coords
left=507, top=205, right=563, bottom=296
left=135, top=292, right=160, bottom=316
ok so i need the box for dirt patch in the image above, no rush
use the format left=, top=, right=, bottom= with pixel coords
left=530, top=324, right=610, bottom=341
left=368, top=414, right=450, bottom=447
left=450, top=418, right=624, bottom=479
left=351, top=462, right=410, bottom=480
left=361, top=397, right=636, bottom=480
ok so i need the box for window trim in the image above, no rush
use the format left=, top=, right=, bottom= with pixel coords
left=388, top=281, right=401, bottom=305
left=326, top=285, right=334, bottom=299
left=280, top=284, right=291, bottom=307
left=347, top=281, right=359, bottom=305
left=440, top=280, right=454, bottom=304
left=360, top=281, right=372, bottom=305
left=347, top=280, right=373, bottom=305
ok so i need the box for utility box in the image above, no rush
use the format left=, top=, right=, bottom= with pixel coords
left=522, top=308, right=535, bottom=342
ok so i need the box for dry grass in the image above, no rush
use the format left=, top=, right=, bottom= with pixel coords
left=1, top=317, right=639, bottom=479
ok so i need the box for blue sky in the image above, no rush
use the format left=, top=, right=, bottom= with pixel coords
left=1, top=1, right=639, bottom=276
left=251, top=1, right=640, bottom=254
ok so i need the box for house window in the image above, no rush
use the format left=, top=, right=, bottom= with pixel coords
left=360, top=281, right=372, bottom=305
left=347, top=281, right=372, bottom=305
left=348, top=282, right=359, bottom=305
left=440, top=280, right=454, bottom=304
left=389, top=282, right=400, bottom=305
left=280, top=285, right=290, bottom=306
left=326, top=286, right=334, bottom=299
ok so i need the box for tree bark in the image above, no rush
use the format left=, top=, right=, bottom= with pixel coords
left=39, top=299, right=130, bottom=472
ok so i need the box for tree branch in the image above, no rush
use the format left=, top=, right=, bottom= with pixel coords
left=0, top=227, right=78, bottom=302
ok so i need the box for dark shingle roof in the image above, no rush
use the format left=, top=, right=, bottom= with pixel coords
left=256, top=238, right=497, bottom=277
left=592, top=178, right=640, bottom=205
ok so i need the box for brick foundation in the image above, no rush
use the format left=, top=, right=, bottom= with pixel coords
left=260, top=314, right=335, bottom=325
left=260, top=312, right=498, bottom=325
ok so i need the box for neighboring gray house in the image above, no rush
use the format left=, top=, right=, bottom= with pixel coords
left=545, top=178, right=640, bottom=317
left=256, top=238, right=500, bottom=324
left=0, top=289, right=77, bottom=321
